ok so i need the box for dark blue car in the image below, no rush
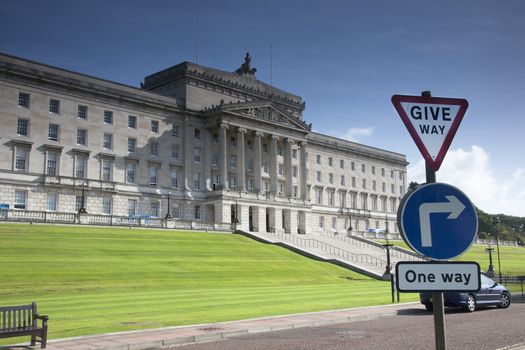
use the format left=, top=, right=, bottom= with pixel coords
left=420, top=274, right=511, bottom=312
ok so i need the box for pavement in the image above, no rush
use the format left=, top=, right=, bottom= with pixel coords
left=4, top=294, right=524, bottom=350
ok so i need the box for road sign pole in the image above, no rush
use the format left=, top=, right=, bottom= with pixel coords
left=423, top=90, right=447, bottom=350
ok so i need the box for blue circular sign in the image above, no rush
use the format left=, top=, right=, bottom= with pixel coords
left=397, top=182, right=478, bottom=260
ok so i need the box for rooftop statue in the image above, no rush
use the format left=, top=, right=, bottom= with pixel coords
left=235, top=52, right=257, bottom=76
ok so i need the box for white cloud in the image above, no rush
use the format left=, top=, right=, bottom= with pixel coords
left=408, top=146, right=525, bottom=216
left=340, top=127, right=375, bottom=142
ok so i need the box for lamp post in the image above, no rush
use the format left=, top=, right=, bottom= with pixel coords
left=347, top=213, right=353, bottom=236
left=493, top=216, right=503, bottom=284
left=382, top=217, right=395, bottom=303
left=485, top=244, right=495, bottom=278
left=78, top=182, right=87, bottom=214
left=165, top=191, right=172, bottom=219
left=233, top=200, right=240, bottom=224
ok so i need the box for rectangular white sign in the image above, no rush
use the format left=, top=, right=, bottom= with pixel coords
left=396, top=262, right=480, bottom=292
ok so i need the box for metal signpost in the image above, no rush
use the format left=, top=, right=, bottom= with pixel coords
left=392, top=91, right=474, bottom=350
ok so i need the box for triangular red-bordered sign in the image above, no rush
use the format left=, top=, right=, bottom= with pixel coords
left=392, top=95, right=469, bottom=171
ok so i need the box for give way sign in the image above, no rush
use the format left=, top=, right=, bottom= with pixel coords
left=391, top=95, right=468, bottom=171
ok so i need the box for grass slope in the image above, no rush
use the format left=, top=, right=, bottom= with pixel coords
left=0, top=224, right=411, bottom=341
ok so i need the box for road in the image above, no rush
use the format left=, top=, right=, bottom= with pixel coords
left=172, top=301, right=525, bottom=350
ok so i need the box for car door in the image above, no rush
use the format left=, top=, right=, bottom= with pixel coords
left=476, top=275, right=493, bottom=304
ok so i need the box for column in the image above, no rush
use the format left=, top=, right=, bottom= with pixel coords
left=204, top=128, right=212, bottom=191
left=253, top=131, right=263, bottom=193
left=299, top=141, right=308, bottom=200
left=219, top=124, right=228, bottom=190
left=237, top=127, right=246, bottom=192
left=270, top=135, right=278, bottom=194
left=183, top=117, right=192, bottom=191
left=285, top=138, right=294, bottom=197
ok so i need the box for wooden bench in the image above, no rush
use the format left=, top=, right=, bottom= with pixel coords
left=0, top=302, right=48, bottom=348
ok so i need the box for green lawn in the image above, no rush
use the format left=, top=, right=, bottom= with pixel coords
left=0, top=224, right=414, bottom=342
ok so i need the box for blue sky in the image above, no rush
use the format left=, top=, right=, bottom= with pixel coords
left=1, top=0, right=524, bottom=215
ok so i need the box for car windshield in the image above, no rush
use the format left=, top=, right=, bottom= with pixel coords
left=480, top=274, right=495, bottom=286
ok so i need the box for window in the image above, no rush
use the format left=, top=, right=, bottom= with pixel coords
left=351, top=161, right=355, bottom=171
left=372, top=166, right=376, bottom=175
left=194, top=205, right=201, bottom=220
left=316, top=154, right=321, bottom=164
left=247, top=158, right=254, bottom=171
left=103, top=133, right=113, bottom=150
left=212, top=175, right=219, bottom=189
left=15, top=147, right=28, bottom=171
left=46, top=151, right=58, bottom=176
left=149, top=166, right=159, bottom=185
left=14, top=190, right=27, bottom=209
left=126, top=162, right=136, bottom=183
left=278, top=163, right=283, bottom=176
left=230, top=155, right=237, bottom=168
left=171, top=169, right=179, bottom=188
left=47, top=193, right=57, bottom=211
left=128, top=138, right=136, bottom=153
left=319, top=216, right=324, bottom=228
left=316, top=189, right=322, bottom=204
left=194, top=128, right=201, bottom=140
left=373, top=180, right=377, bottom=191
left=340, top=175, right=345, bottom=186
left=328, top=157, right=333, bottom=167
left=77, top=129, right=87, bottom=145
left=102, top=196, right=112, bottom=214
left=75, top=195, right=83, bottom=212
left=229, top=176, right=237, bottom=190
left=361, top=164, right=366, bottom=173
left=78, top=105, right=88, bottom=119
left=151, top=201, right=159, bottom=217
left=400, top=185, right=405, bottom=196
left=350, top=193, right=357, bottom=208
left=328, top=190, right=334, bottom=206
left=172, top=204, right=180, bottom=219
left=391, top=170, right=394, bottom=178
left=399, top=172, right=404, bottom=180
left=104, top=110, right=113, bottom=124
left=381, top=197, right=387, bottom=212
left=263, top=143, right=268, bottom=152
left=277, top=146, right=283, bottom=156
left=329, top=173, right=334, bottom=184
left=151, top=120, right=159, bottom=133
left=18, top=92, right=30, bottom=108
left=17, top=118, right=29, bottom=136
left=212, top=152, right=219, bottom=166
left=293, top=186, right=298, bottom=198
left=171, top=144, right=180, bottom=160
left=292, top=149, right=297, bottom=159
left=212, top=132, right=219, bottom=143
left=292, top=166, right=298, bottom=178
left=194, top=147, right=201, bottom=162
left=248, top=140, right=253, bottom=151
left=49, top=99, right=60, bottom=114
left=279, top=183, right=284, bottom=194
left=391, top=184, right=395, bottom=194
left=101, top=158, right=112, bottom=181
left=247, top=178, right=254, bottom=192
left=332, top=217, right=337, bottom=229
left=382, top=182, right=386, bottom=192
left=351, top=176, right=356, bottom=188
left=381, top=168, right=385, bottom=177
left=362, top=179, right=366, bottom=190
left=262, top=160, right=268, bottom=173
left=172, top=125, right=180, bottom=137
left=193, top=172, right=201, bottom=190
left=316, top=171, right=321, bottom=182
left=48, top=124, right=59, bottom=141
left=339, top=191, right=346, bottom=207
left=150, top=142, right=159, bottom=157
left=74, top=154, right=87, bottom=178
left=128, top=115, right=137, bottom=128
left=230, top=136, right=236, bottom=148
left=128, top=199, right=137, bottom=217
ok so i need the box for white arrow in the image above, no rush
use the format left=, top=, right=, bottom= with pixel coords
left=418, top=195, right=466, bottom=247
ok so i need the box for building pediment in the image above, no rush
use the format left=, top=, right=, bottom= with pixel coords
left=204, top=101, right=311, bottom=132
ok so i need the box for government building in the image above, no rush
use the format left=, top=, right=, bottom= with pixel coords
left=0, top=52, right=407, bottom=235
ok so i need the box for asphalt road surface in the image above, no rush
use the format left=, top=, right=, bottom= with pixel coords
left=173, top=301, right=525, bottom=350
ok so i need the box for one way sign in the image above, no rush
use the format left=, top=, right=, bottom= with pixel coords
left=392, top=95, right=468, bottom=171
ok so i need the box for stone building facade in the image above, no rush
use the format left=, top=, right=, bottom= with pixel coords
left=0, top=52, right=407, bottom=234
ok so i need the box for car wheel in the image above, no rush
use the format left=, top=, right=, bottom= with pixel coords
left=463, top=295, right=476, bottom=312
left=425, top=304, right=433, bottom=312
left=497, top=292, right=511, bottom=309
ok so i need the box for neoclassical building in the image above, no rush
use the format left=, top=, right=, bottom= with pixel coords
left=0, top=52, right=407, bottom=234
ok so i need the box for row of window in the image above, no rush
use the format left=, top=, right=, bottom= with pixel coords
left=314, top=170, right=403, bottom=195
left=314, top=154, right=404, bottom=180
left=312, top=188, right=398, bottom=213
left=317, top=216, right=394, bottom=232
left=12, top=189, right=203, bottom=220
